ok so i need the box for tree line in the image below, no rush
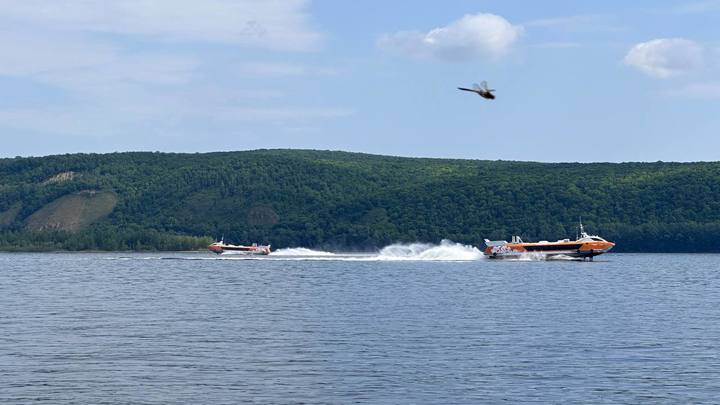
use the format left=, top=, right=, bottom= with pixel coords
left=1, top=150, right=720, bottom=252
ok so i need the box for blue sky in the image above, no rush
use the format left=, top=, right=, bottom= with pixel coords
left=0, top=0, right=719, bottom=162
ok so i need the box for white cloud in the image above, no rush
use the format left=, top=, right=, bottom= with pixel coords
left=0, top=0, right=321, bottom=51
left=0, top=93, right=354, bottom=138
left=624, top=38, right=704, bottom=78
left=533, top=42, right=581, bottom=49
left=676, top=82, right=720, bottom=99
left=0, top=30, right=348, bottom=138
left=0, top=1, right=353, bottom=143
left=235, top=62, right=339, bottom=77
left=0, top=29, right=199, bottom=91
left=0, top=31, right=116, bottom=77
left=524, top=14, right=621, bottom=32
left=217, top=107, right=354, bottom=122
left=378, top=13, right=523, bottom=62
left=655, top=1, right=720, bottom=14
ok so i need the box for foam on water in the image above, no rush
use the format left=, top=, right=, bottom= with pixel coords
left=547, top=254, right=583, bottom=261
left=502, top=252, right=584, bottom=262
left=375, top=240, right=483, bottom=261
left=271, top=247, right=336, bottom=256
left=239, top=240, right=482, bottom=261
left=107, top=240, right=484, bottom=262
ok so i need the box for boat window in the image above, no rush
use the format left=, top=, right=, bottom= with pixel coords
left=591, top=237, right=604, bottom=241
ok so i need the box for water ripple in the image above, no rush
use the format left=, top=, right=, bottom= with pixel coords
left=1, top=252, right=719, bottom=403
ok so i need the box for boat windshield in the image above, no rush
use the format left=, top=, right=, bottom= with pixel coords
left=577, top=234, right=606, bottom=242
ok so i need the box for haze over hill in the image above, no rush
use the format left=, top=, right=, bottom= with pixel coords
left=1, top=149, right=720, bottom=252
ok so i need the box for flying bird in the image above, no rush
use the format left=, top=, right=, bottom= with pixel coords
left=458, top=81, right=495, bottom=100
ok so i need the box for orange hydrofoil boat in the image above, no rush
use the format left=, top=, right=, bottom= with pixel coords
left=208, top=238, right=271, bottom=255
left=483, top=222, right=614, bottom=260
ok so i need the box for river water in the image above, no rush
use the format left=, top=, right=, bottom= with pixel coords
left=1, top=247, right=719, bottom=404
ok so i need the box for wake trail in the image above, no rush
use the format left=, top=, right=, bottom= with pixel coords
left=271, top=247, right=336, bottom=256
left=251, top=239, right=482, bottom=261
left=105, top=240, right=485, bottom=262
left=374, top=240, right=482, bottom=261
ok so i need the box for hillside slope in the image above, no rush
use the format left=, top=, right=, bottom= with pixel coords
left=25, top=190, right=117, bottom=232
left=1, top=149, right=720, bottom=252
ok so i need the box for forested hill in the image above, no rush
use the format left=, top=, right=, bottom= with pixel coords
left=1, top=149, right=720, bottom=252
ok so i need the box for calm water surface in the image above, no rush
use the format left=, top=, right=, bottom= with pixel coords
left=1, top=252, right=719, bottom=403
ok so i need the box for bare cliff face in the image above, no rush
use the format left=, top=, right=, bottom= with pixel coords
left=25, top=190, right=117, bottom=232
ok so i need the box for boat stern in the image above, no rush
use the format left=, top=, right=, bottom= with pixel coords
left=483, top=238, right=524, bottom=258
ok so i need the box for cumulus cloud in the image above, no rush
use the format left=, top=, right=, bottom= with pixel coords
left=624, top=38, right=704, bottom=78
left=378, top=13, right=523, bottom=61
left=0, top=0, right=322, bottom=51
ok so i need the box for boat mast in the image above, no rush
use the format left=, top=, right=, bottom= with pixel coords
left=576, top=217, right=580, bottom=240
left=578, top=217, right=588, bottom=238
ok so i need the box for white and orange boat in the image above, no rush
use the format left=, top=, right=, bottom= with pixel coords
left=208, top=239, right=271, bottom=255
left=483, top=222, right=614, bottom=260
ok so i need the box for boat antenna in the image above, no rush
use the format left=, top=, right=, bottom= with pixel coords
left=577, top=217, right=581, bottom=240
left=578, top=217, right=587, bottom=238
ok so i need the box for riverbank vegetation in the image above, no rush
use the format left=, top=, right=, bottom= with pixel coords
left=1, top=150, right=719, bottom=252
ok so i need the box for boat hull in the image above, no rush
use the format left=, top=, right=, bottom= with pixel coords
left=208, top=242, right=271, bottom=255
left=486, top=250, right=607, bottom=260
left=484, top=241, right=614, bottom=260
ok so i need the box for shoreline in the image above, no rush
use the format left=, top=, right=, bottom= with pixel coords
left=1, top=251, right=719, bottom=255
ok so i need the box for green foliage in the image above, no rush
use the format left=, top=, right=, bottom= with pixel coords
left=1, top=150, right=720, bottom=252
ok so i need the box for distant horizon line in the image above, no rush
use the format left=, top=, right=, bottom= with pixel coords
left=1, top=148, right=718, bottom=165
